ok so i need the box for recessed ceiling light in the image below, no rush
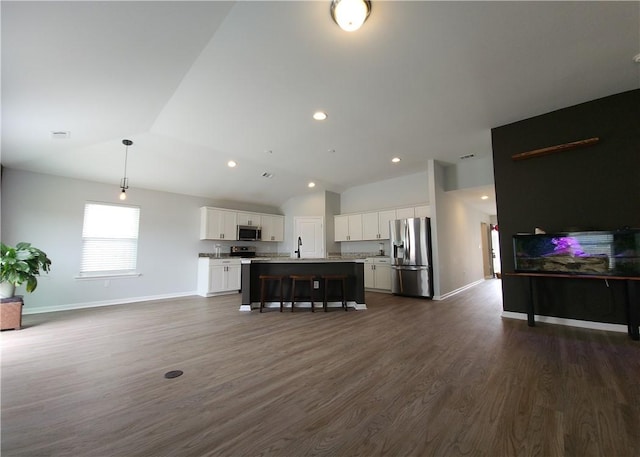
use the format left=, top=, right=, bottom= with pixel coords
left=227, top=160, right=237, bottom=168
left=634, top=53, right=640, bottom=63
left=313, top=111, right=328, bottom=121
left=481, top=195, right=489, bottom=200
left=308, top=182, right=316, bottom=188
left=391, top=157, right=401, bottom=163
left=262, top=172, right=273, bottom=179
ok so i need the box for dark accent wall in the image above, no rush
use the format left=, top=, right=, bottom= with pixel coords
left=492, top=89, right=640, bottom=324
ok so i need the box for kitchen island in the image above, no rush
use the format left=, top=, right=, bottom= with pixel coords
left=240, top=258, right=366, bottom=311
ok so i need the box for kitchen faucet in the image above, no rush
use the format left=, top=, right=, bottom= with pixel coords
left=295, top=236, right=302, bottom=258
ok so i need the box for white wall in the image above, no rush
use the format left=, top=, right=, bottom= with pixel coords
left=324, top=191, right=341, bottom=256
left=0, top=169, right=278, bottom=312
left=280, top=190, right=327, bottom=256
left=339, top=171, right=430, bottom=213
left=444, top=156, right=494, bottom=191
left=429, top=161, right=490, bottom=298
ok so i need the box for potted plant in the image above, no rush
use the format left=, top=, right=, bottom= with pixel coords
left=1, top=242, right=52, bottom=298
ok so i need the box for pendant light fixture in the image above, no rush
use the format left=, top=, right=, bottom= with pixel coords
left=330, top=0, right=371, bottom=32
left=119, top=139, right=133, bottom=200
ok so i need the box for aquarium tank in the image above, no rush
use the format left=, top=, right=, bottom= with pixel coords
left=513, top=229, right=640, bottom=276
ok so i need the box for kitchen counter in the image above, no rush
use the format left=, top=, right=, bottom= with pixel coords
left=240, top=259, right=366, bottom=312
left=241, top=257, right=365, bottom=264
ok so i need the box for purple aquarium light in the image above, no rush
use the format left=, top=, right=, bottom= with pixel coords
left=548, top=236, right=586, bottom=256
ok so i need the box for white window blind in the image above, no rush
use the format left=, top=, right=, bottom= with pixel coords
left=80, top=203, right=140, bottom=275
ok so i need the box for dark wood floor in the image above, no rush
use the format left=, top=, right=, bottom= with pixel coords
left=2, top=279, right=639, bottom=456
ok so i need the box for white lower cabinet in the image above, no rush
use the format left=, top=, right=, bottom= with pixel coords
left=364, top=257, right=391, bottom=291
left=197, top=258, right=241, bottom=296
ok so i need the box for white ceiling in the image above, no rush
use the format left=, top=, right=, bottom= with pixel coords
left=2, top=1, right=639, bottom=214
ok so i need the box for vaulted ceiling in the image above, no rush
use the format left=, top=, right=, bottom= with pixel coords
left=2, top=1, right=639, bottom=212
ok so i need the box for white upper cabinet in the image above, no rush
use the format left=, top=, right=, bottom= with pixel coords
left=261, top=215, right=284, bottom=242
left=396, top=205, right=430, bottom=219
left=362, top=212, right=379, bottom=240
left=414, top=205, right=431, bottom=218
left=237, top=212, right=262, bottom=227
left=334, top=214, right=363, bottom=241
left=395, top=207, right=415, bottom=219
left=362, top=209, right=397, bottom=240
left=335, top=204, right=428, bottom=243
left=200, top=207, right=238, bottom=240
left=200, top=207, right=286, bottom=242
left=377, top=209, right=397, bottom=239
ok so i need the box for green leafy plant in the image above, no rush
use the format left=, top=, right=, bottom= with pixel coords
left=1, top=242, right=52, bottom=292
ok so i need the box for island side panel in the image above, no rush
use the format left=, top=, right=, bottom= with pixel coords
left=241, top=263, right=252, bottom=306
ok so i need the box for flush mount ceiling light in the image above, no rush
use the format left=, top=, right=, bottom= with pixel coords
left=330, top=0, right=371, bottom=32
left=119, top=139, right=132, bottom=200
left=227, top=160, right=237, bottom=168
left=313, top=111, right=328, bottom=121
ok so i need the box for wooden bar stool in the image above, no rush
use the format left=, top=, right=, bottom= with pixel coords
left=259, top=275, right=285, bottom=312
left=322, top=275, right=348, bottom=312
left=289, top=275, right=315, bottom=312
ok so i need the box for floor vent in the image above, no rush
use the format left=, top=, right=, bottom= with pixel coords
left=164, top=370, right=184, bottom=379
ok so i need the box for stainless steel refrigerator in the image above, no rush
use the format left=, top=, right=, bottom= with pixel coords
left=390, top=217, right=433, bottom=298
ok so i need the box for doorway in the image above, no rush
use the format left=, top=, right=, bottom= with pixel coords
left=293, top=217, right=324, bottom=258
left=480, top=222, right=494, bottom=278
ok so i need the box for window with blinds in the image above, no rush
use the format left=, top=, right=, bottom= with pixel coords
left=80, top=202, right=140, bottom=276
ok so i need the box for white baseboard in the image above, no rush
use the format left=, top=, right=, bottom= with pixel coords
left=501, top=311, right=628, bottom=334
left=434, top=279, right=485, bottom=301
left=22, top=291, right=198, bottom=315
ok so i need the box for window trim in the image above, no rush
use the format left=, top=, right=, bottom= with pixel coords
left=79, top=201, right=141, bottom=277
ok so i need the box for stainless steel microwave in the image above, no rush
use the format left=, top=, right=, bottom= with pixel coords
left=237, top=225, right=261, bottom=241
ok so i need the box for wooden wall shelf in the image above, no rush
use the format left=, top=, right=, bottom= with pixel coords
left=511, top=137, right=599, bottom=161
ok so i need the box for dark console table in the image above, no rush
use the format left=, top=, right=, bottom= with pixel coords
left=504, top=272, right=640, bottom=341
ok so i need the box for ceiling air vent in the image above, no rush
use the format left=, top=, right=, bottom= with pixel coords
left=51, top=131, right=70, bottom=139
left=262, top=172, right=273, bottom=179
left=459, top=153, right=475, bottom=160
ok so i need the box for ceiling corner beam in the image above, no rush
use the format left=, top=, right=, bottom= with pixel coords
left=511, top=137, right=600, bottom=161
